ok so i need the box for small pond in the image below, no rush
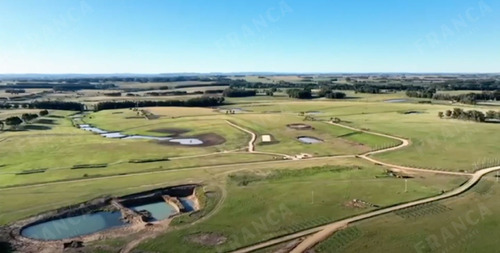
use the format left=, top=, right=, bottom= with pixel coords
left=124, top=135, right=172, bottom=141
left=169, top=138, right=203, bottom=145
left=21, top=211, right=126, bottom=240
left=80, top=125, right=108, bottom=134
left=101, top=132, right=127, bottom=138
left=297, top=136, right=323, bottom=144
left=179, top=198, right=195, bottom=212
left=385, top=99, right=409, bottom=103
left=129, top=202, right=177, bottom=221
left=78, top=125, right=203, bottom=144
left=306, top=111, right=322, bottom=115
left=221, top=108, right=247, bottom=113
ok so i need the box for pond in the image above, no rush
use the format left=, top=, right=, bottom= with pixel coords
left=101, top=132, right=127, bottom=138
left=221, top=108, right=247, bottom=113
left=124, top=135, right=172, bottom=141
left=21, top=211, right=126, bottom=240
left=169, top=138, right=203, bottom=145
left=297, top=136, right=323, bottom=144
left=79, top=125, right=107, bottom=134
left=306, top=111, right=322, bottom=115
left=129, top=201, right=177, bottom=221
left=78, top=125, right=203, bottom=144
left=179, top=198, right=195, bottom=212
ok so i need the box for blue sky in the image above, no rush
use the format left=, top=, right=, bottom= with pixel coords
left=0, top=0, right=499, bottom=73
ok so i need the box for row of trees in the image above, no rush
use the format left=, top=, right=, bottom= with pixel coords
left=0, top=101, right=84, bottom=110
left=0, top=110, right=49, bottom=130
left=222, top=88, right=257, bottom=97
left=435, top=79, right=500, bottom=91
left=286, top=89, right=312, bottom=99
left=432, top=91, right=499, bottom=104
left=31, top=101, right=85, bottom=111
left=438, top=108, right=500, bottom=122
left=318, top=86, right=347, bottom=99
left=405, top=88, right=436, bottom=98
left=95, top=96, right=225, bottom=110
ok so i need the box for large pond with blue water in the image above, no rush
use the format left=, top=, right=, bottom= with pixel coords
left=21, top=211, right=126, bottom=240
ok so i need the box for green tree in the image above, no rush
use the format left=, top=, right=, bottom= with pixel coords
left=445, top=110, right=452, bottom=117
left=21, top=113, right=38, bottom=123
left=5, top=116, right=23, bottom=129
left=486, top=110, right=496, bottom=119
left=39, top=109, right=49, bottom=116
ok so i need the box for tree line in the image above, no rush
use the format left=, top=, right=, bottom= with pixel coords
left=405, top=88, right=436, bottom=99
left=432, top=91, right=499, bottom=104
left=318, top=86, right=347, bottom=99
left=222, top=88, right=257, bottom=97
left=286, top=89, right=312, bottom=99
left=95, top=96, right=225, bottom=110
left=438, top=108, right=500, bottom=123
left=0, top=101, right=85, bottom=111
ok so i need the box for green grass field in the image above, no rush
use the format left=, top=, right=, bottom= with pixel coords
left=318, top=173, right=500, bottom=253
left=234, top=101, right=500, bottom=171
left=135, top=162, right=464, bottom=253
left=0, top=92, right=498, bottom=253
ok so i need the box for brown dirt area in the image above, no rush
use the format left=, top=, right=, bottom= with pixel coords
left=158, top=133, right=226, bottom=147
left=286, top=123, right=314, bottom=130
left=186, top=233, right=227, bottom=246
left=151, top=128, right=191, bottom=136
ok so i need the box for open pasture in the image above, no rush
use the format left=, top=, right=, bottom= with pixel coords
left=327, top=173, right=500, bottom=253
left=135, top=161, right=465, bottom=253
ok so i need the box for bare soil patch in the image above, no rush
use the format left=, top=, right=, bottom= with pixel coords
left=287, top=123, right=314, bottom=130
left=23, top=125, right=52, bottom=131
left=158, top=133, right=226, bottom=147
left=195, top=133, right=226, bottom=147
left=35, top=119, right=57, bottom=125
left=344, top=199, right=379, bottom=209
left=186, top=233, right=227, bottom=246
left=151, top=128, right=191, bottom=136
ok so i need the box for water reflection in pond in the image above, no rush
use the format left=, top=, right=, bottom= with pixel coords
left=179, top=198, right=195, bottom=212
left=77, top=125, right=203, bottom=144
left=129, top=202, right=177, bottom=221
left=124, top=135, right=172, bottom=141
left=297, top=136, right=323, bottom=144
left=21, top=211, right=126, bottom=240
left=169, top=138, right=203, bottom=145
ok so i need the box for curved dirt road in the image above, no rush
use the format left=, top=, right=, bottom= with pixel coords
left=231, top=122, right=487, bottom=253
left=226, top=120, right=256, bottom=152
left=290, top=165, right=500, bottom=253
left=328, top=122, right=471, bottom=177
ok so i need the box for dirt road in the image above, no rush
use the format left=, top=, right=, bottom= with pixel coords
left=231, top=122, right=488, bottom=253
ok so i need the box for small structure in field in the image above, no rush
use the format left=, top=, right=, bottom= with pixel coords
left=261, top=135, right=272, bottom=143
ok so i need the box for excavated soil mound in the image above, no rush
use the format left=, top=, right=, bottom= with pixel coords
left=195, top=133, right=226, bottom=147
left=286, top=123, right=314, bottom=130
left=187, top=233, right=227, bottom=246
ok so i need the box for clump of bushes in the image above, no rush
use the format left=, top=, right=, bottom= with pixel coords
left=128, top=158, right=170, bottom=163
left=438, top=108, right=500, bottom=122
left=71, top=164, right=108, bottom=169
left=16, top=168, right=47, bottom=175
